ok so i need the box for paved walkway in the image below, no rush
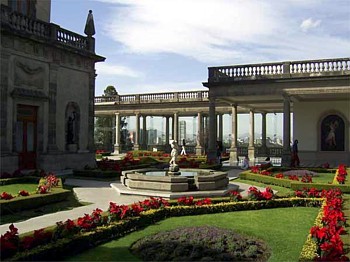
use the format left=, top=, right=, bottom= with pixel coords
left=0, top=168, right=258, bottom=236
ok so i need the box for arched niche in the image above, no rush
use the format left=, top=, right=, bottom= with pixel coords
left=320, top=114, right=345, bottom=151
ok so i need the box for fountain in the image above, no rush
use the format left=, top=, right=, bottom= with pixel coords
left=111, top=140, right=239, bottom=199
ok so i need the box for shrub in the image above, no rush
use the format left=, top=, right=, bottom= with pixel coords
left=130, top=226, right=271, bottom=262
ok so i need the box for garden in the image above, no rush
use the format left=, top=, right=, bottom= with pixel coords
left=74, top=150, right=222, bottom=179
left=1, top=163, right=349, bottom=261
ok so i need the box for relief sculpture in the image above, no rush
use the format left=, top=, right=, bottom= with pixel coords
left=14, top=60, right=44, bottom=89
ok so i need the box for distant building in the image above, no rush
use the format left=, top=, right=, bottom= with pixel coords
left=1, top=1, right=105, bottom=172
left=179, top=121, right=186, bottom=143
left=148, top=129, right=157, bottom=144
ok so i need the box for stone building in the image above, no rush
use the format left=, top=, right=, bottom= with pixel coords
left=1, top=0, right=105, bottom=172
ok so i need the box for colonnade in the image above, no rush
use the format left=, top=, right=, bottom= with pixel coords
left=112, top=95, right=292, bottom=165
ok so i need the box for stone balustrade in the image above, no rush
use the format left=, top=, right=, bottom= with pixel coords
left=95, top=90, right=209, bottom=104
left=208, top=57, right=350, bottom=82
left=1, top=4, right=93, bottom=52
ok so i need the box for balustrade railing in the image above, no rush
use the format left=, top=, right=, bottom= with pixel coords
left=1, top=4, right=93, bottom=52
left=95, top=90, right=209, bottom=104
left=208, top=58, right=350, bottom=82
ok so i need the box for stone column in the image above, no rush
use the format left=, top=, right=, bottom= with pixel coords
left=165, top=116, right=170, bottom=144
left=113, top=113, right=120, bottom=154
left=208, top=97, right=217, bottom=162
left=142, top=115, right=147, bottom=150
left=261, top=112, right=268, bottom=156
left=248, top=109, right=255, bottom=164
left=229, top=104, right=238, bottom=165
left=195, top=112, right=203, bottom=155
left=0, top=52, right=10, bottom=154
left=282, top=95, right=292, bottom=166
left=134, top=113, right=140, bottom=151
left=173, top=112, right=179, bottom=142
left=87, top=70, right=97, bottom=152
left=218, top=113, right=223, bottom=142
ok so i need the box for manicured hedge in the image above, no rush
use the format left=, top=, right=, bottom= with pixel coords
left=0, top=176, right=40, bottom=186
left=73, top=164, right=151, bottom=178
left=0, top=189, right=71, bottom=215
left=0, top=178, right=70, bottom=215
left=239, top=172, right=350, bottom=193
left=7, top=198, right=323, bottom=261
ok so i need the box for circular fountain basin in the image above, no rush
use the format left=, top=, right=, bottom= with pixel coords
left=115, top=168, right=235, bottom=200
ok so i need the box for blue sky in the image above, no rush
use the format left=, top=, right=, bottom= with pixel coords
left=51, top=0, right=350, bottom=137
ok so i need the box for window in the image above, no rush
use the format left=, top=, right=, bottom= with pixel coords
left=8, top=0, right=36, bottom=18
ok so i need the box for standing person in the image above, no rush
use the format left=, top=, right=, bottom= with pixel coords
left=216, top=141, right=223, bottom=163
left=241, top=155, right=250, bottom=170
left=291, top=139, right=300, bottom=167
left=180, top=139, right=187, bottom=155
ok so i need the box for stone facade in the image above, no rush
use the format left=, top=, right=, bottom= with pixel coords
left=0, top=2, right=105, bottom=172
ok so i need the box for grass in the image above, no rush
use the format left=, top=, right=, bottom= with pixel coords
left=66, top=207, right=319, bottom=262
left=234, top=178, right=295, bottom=197
left=311, top=173, right=336, bottom=184
left=0, top=183, right=39, bottom=195
left=0, top=184, right=91, bottom=225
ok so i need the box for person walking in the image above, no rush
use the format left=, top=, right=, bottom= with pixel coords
left=291, top=139, right=300, bottom=167
left=180, top=139, right=187, bottom=155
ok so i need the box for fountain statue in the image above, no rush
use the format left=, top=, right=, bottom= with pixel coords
left=169, top=140, right=180, bottom=174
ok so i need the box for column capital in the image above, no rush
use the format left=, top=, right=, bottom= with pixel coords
left=282, top=93, right=291, bottom=100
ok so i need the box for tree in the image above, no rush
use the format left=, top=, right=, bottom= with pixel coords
left=94, top=86, right=132, bottom=152
left=103, top=85, right=118, bottom=96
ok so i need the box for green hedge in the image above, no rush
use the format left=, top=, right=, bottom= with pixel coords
left=0, top=189, right=71, bottom=215
left=0, top=176, right=40, bottom=186
left=73, top=164, right=151, bottom=178
left=0, top=178, right=70, bottom=215
left=73, top=169, right=121, bottom=178
left=7, top=198, right=323, bottom=261
left=239, top=172, right=350, bottom=193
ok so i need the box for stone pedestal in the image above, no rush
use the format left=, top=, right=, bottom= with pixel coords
left=169, top=164, right=179, bottom=172
left=195, top=145, right=203, bottom=156
left=229, top=147, right=238, bottom=166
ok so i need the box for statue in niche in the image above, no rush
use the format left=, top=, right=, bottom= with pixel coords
left=321, top=115, right=344, bottom=151
left=67, top=112, right=76, bottom=144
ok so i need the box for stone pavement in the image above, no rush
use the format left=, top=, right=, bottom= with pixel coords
left=0, top=168, right=260, bottom=236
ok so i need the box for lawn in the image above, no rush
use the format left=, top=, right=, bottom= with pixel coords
left=66, top=207, right=319, bottom=262
left=234, top=178, right=295, bottom=197
left=0, top=184, right=90, bottom=225
left=0, top=183, right=38, bottom=195
left=311, top=173, right=336, bottom=184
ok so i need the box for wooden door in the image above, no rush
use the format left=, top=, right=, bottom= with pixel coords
left=16, top=105, right=37, bottom=169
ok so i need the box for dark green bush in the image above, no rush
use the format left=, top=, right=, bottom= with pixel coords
left=0, top=176, right=39, bottom=186
left=130, top=226, right=270, bottom=261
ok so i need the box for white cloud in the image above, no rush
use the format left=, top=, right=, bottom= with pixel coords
left=95, top=63, right=141, bottom=77
left=300, top=18, right=321, bottom=32
left=94, top=0, right=350, bottom=64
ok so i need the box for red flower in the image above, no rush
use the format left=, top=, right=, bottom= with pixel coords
left=275, top=173, right=284, bottom=179
left=18, top=190, right=29, bottom=196
left=229, top=190, right=242, bottom=201
left=1, top=192, right=14, bottom=200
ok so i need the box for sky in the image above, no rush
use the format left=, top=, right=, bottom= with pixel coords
left=51, top=0, right=350, bottom=138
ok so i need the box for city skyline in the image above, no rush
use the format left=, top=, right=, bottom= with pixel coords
left=122, top=112, right=288, bottom=141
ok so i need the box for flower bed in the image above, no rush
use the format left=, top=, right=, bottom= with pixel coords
left=299, top=188, right=348, bottom=261
left=240, top=165, right=350, bottom=193
left=1, top=194, right=324, bottom=261
left=0, top=174, right=70, bottom=215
